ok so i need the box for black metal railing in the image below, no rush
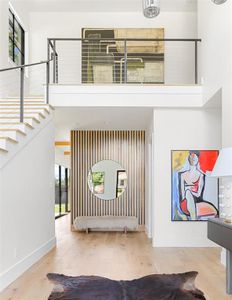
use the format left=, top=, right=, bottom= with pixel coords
left=48, top=37, right=201, bottom=86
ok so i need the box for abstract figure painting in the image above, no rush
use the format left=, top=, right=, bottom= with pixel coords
left=171, top=150, right=219, bottom=221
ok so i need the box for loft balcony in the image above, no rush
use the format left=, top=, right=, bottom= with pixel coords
left=0, top=34, right=202, bottom=109
left=50, top=84, right=202, bottom=108
left=46, top=35, right=202, bottom=107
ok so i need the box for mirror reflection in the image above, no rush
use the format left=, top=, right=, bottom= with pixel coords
left=88, top=160, right=127, bottom=200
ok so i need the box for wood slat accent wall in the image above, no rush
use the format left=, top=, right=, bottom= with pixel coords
left=71, top=130, right=145, bottom=226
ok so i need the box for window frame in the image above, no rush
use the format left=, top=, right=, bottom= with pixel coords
left=9, top=8, right=25, bottom=65
left=55, top=165, right=70, bottom=219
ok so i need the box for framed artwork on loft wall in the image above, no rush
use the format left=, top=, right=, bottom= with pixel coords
left=171, top=150, right=219, bottom=221
left=81, top=28, right=165, bottom=84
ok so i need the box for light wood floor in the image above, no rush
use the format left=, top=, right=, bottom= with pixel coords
left=0, top=214, right=231, bottom=300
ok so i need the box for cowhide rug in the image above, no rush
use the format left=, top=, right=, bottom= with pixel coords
left=47, top=271, right=206, bottom=299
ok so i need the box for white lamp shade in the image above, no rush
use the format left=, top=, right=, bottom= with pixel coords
left=211, top=147, right=232, bottom=177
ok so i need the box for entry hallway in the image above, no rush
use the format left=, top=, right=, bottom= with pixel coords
left=0, top=215, right=230, bottom=300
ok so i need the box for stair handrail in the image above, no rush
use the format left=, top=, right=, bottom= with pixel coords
left=0, top=60, right=51, bottom=73
left=0, top=58, right=53, bottom=123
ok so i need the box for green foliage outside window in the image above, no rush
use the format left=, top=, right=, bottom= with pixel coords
left=92, top=172, right=105, bottom=188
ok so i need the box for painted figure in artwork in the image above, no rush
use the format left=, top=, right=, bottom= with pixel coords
left=172, top=150, right=219, bottom=221
left=179, top=152, right=204, bottom=220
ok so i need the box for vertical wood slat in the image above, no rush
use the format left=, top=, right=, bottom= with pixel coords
left=71, top=130, right=145, bottom=226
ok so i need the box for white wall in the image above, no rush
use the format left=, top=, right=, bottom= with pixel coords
left=0, top=120, right=56, bottom=291
left=55, top=147, right=70, bottom=169
left=145, top=118, right=154, bottom=239
left=152, top=108, right=221, bottom=247
left=198, top=0, right=232, bottom=264
left=198, top=0, right=232, bottom=148
left=29, top=10, right=197, bottom=93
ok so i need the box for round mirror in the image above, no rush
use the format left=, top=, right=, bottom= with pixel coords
left=88, top=160, right=127, bottom=200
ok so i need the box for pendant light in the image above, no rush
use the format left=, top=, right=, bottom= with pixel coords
left=143, top=0, right=160, bottom=18
left=211, top=0, right=227, bottom=4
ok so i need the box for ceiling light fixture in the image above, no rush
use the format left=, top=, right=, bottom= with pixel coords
left=143, top=0, right=160, bottom=18
left=211, top=0, right=227, bottom=4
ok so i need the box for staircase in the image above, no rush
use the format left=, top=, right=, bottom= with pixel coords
left=0, top=98, right=54, bottom=158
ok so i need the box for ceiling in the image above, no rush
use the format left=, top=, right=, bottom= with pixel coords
left=54, top=107, right=153, bottom=140
left=12, top=0, right=197, bottom=13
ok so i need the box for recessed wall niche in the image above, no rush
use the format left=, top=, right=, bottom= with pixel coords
left=71, top=130, right=145, bottom=226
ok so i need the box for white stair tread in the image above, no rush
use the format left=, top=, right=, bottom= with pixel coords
left=0, top=123, right=33, bottom=134
left=0, top=147, right=8, bottom=153
left=0, top=105, right=50, bottom=108
left=0, top=104, right=47, bottom=106
left=0, top=107, right=50, bottom=114
left=0, top=122, right=34, bottom=129
left=0, top=129, right=26, bottom=135
left=0, top=112, right=46, bottom=118
left=0, top=104, right=54, bottom=110
left=0, top=96, right=52, bottom=160
left=0, top=116, right=40, bottom=123
left=0, top=101, right=45, bottom=104
left=0, top=136, right=18, bottom=143
left=0, top=100, right=45, bottom=102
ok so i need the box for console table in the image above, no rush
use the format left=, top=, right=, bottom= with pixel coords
left=208, top=218, right=232, bottom=294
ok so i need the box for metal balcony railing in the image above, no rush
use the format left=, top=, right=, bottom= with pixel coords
left=47, top=37, right=201, bottom=86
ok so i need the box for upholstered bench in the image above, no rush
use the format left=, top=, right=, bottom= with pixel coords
left=73, top=216, right=138, bottom=233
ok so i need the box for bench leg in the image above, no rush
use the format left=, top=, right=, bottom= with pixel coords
left=124, top=226, right=128, bottom=234
left=86, top=228, right=89, bottom=234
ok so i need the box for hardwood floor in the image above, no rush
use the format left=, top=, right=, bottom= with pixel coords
left=0, top=214, right=230, bottom=300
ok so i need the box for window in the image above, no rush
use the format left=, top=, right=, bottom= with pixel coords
left=9, top=9, right=25, bottom=65
left=55, top=165, right=70, bottom=218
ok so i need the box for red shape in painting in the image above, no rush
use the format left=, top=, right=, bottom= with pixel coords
left=198, top=151, right=218, bottom=173
left=180, top=199, right=190, bottom=216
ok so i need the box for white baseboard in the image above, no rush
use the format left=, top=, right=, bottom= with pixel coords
left=0, top=236, right=56, bottom=292
left=145, top=225, right=152, bottom=239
